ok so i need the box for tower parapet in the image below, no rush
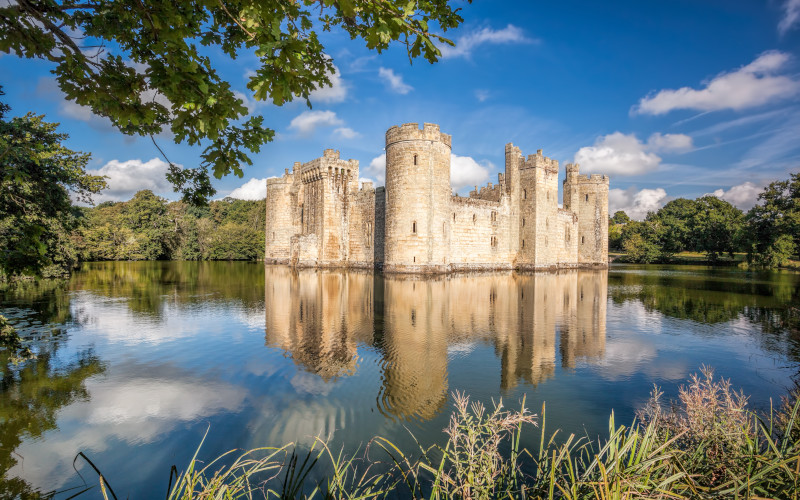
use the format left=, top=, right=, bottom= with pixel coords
left=386, top=123, right=452, bottom=149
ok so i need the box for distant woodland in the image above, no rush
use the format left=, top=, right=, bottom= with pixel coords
left=77, top=191, right=266, bottom=263
left=609, top=172, right=799, bottom=267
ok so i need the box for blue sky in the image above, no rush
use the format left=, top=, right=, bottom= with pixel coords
left=2, top=0, right=800, bottom=218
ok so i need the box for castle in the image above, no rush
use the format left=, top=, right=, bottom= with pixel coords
left=265, top=123, right=609, bottom=272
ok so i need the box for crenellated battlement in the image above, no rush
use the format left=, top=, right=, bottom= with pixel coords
left=522, top=149, right=559, bottom=172
left=386, top=122, right=452, bottom=149
left=576, top=174, right=610, bottom=185
left=565, top=163, right=580, bottom=174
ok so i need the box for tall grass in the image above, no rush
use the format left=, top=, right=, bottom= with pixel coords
left=83, top=367, right=800, bottom=499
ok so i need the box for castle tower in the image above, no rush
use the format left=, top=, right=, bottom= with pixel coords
left=265, top=170, right=297, bottom=264
left=516, top=149, right=560, bottom=268
left=504, top=144, right=524, bottom=258
left=383, top=123, right=452, bottom=272
left=563, top=166, right=609, bottom=266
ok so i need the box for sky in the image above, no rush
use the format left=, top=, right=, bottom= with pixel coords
left=2, top=0, right=800, bottom=219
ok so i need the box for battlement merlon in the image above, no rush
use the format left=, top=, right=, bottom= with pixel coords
left=385, top=122, right=452, bottom=149
left=522, top=149, right=559, bottom=173
left=574, top=173, right=610, bottom=185
left=267, top=174, right=292, bottom=187
left=565, top=163, right=580, bottom=175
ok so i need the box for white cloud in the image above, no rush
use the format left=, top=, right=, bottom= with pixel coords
left=363, top=153, right=490, bottom=191
left=575, top=132, right=693, bottom=176
left=333, top=127, right=361, bottom=139
left=575, top=133, right=660, bottom=176
left=450, top=154, right=491, bottom=191
left=86, top=158, right=173, bottom=203
left=779, top=0, right=800, bottom=34
left=378, top=67, right=413, bottom=94
left=708, top=181, right=763, bottom=210
left=635, top=51, right=800, bottom=115
left=309, top=64, right=348, bottom=103
left=646, top=132, right=694, bottom=153
left=439, top=24, right=535, bottom=59
left=609, top=186, right=668, bottom=220
left=366, top=154, right=387, bottom=184
left=228, top=177, right=267, bottom=200
left=475, top=89, right=490, bottom=102
left=289, top=110, right=343, bottom=135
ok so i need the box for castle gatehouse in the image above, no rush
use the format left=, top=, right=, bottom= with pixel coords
left=265, top=123, right=609, bottom=273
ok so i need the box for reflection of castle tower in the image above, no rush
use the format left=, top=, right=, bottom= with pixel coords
left=379, top=277, right=449, bottom=420
left=264, top=267, right=373, bottom=379
left=263, top=267, right=609, bottom=420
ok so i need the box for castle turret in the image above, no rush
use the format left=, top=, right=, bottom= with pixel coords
left=384, top=123, right=452, bottom=272
left=563, top=166, right=609, bottom=266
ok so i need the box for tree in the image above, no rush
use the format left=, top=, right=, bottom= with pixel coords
left=1, top=0, right=470, bottom=203
left=621, top=221, right=663, bottom=263
left=692, top=196, right=743, bottom=261
left=645, top=198, right=698, bottom=255
left=0, top=88, right=106, bottom=278
left=610, top=210, right=631, bottom=225
left=744, top=173, right=799, bottom=268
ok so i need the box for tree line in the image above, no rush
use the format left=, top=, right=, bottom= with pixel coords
left=609, top=173, right=799, bottom=267
left=77, top=191, right=266, bottom=263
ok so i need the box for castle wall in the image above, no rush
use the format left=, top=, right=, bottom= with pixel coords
left=448, top=197, right=513, bottom=270
left=347, top=183, right=386, bottom=268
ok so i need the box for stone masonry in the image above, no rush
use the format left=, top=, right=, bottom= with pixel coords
left=265, top=123, right=609, bottom=273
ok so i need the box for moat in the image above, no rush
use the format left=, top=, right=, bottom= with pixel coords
left=1, top=262, right=799, bottom=497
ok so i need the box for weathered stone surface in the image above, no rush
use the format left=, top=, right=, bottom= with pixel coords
left=265, top=123, right=610, bottom=272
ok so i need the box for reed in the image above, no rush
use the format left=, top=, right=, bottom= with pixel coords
left=82, top=367, right=800, bottom=499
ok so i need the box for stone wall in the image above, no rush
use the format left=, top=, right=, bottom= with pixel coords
left=448, top=196, right=513, bottom=270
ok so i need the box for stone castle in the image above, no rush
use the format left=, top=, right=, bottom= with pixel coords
left=265, top=123, right=609, bottom=272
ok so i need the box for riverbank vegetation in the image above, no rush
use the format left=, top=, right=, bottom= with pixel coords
left=610, top=173, right=799, bottom=268
left=78, top=367, right=799, bottom=499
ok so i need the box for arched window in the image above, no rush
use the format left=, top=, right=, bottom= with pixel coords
left=412, top=221, right=417, bottom=233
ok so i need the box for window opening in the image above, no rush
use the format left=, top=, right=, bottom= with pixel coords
left=413, top=154, right=418, bottom=165
left=412, top=221, right=417, bottom=233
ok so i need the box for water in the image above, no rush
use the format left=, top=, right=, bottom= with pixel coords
left=1, top=262, right=798, bottom=497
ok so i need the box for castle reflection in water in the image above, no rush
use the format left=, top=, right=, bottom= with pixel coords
left=264, top=267, right=607, bottom=421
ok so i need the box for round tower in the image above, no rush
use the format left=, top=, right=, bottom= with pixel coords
left=384, top=122, right=452, bottom=272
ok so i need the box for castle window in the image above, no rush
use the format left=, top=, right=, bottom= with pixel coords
left=522, top=218, right=525, bottom=227
left=272, top=232, right=275, bottom=240
left=547, top=191, right=550, bottom=201
left=545, top=236, right=548, bottom=247
left=491, top=211, right=497, bottom=222
left=473, top=214, right=477, bottom=224
left=581, top=235, right=585, bottom=245
left=413, top=154, right=418, bottom=165
left=412, top=221, right=417, bottom=234
left=522, top=239, right=525, bottom=248
left=546, top=218, right=549, bottom=229
left=523, top=189, right=527, bottom=200
left=453, top=213, right=456, bottom=222
left=585, top=194, right=589, bottom=202
left=443, top=221, right=446, bottom=235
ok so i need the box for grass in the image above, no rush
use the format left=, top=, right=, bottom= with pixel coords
left=80, top=367, right=800, bottom=499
